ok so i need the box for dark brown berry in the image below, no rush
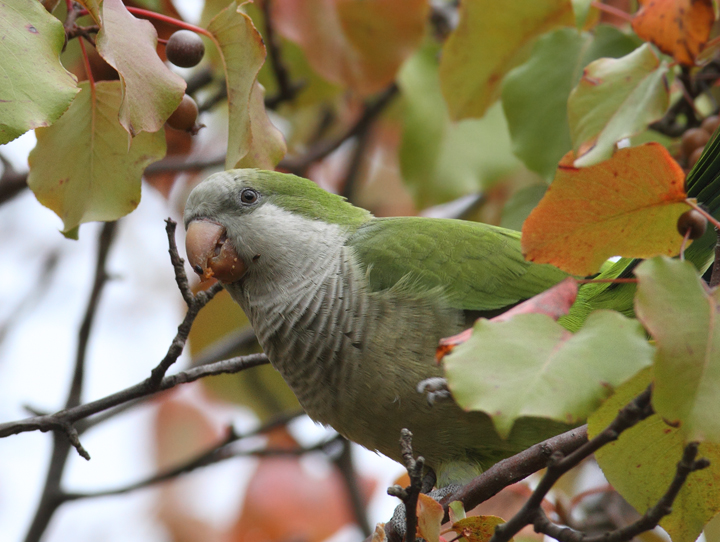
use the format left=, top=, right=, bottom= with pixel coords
left=701, top=115, right=720, bottom=135
left=166, top=30, right=205, bottom=68
left=677, top=209, right=707, bottom=239
left=167, top=94, right=198, bottom=132
left=688, top=146, right=704, bottom=168
left=681, top=128, right=710, bottom=159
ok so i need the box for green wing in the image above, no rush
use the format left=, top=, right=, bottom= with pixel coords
left=347, top=217, right=568, bottom=311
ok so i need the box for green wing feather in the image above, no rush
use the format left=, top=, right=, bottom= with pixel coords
left=348, top=217, right=568, bottom=311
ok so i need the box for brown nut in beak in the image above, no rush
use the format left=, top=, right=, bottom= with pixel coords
left=186, top=219, right=246, bottom=283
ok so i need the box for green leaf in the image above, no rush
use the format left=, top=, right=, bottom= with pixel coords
left=27, top=81, right=166, bottom=235
left=207, top=1, right=286, bottom=169
left=568, top=44, right=669, bottom=167
left=439, top=0, right=575, bottom=120
left=572, top=0, right=594, bottom=28
left=589, top=368, right=720, bottom=542
left=398, top=42, right=521, bottom=207
left=0, top=0, right=79, bottom=144
left=444, top=310, right=653, bottom=438
left=502, top=26, right=639, bottom=179
left=635, top=256, right=720, bottom=443
left=95, top=0, right=186, bottom=136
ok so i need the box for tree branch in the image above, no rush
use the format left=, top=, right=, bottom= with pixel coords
left=279, top=84, right=399, bottom=176
left=23, top=221, right=117, bottom=542
left=532, top=443, right=709, bottom=542
left=0, top=353, right=270, bottom=440
left=387, top=429, right=425, bottom=542
left=709, top=227, right=720, bottom=288
left=63, top=411, right=309, bottom=502
left=262, top=0, right=304, bottom=110
left=490, top=386, right=655, bottom=542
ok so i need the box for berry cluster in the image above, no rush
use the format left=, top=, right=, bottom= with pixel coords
left=165, top=30, right=205, bottom=133
left=680, top=115, right=720, bottom=169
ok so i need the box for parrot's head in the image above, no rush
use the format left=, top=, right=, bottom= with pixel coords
left=183, top=169, right=372, bottom=285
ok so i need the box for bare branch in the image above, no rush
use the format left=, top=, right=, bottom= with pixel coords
left=262, top=0, right=304, bottom=109
left=0, top=353, right=270, bottom=440
left=532, top=442, right=709, bottom=542
left=387, top=429, right=425, bottom=542
left=279, top=84, right=399, bottom=176
left=442, top=425, right=589, bottom=513
left=23, top=221, right=117, bottom=542
left=709, top=228, right=720, bottom=288
left=332, top=437, right=372, bottom=537
left=490, top=386, right=655, bottom=542
left=148, top=219, right=224, bottom=387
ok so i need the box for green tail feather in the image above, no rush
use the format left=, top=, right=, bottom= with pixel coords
left=562, top=133, right=720, bottom=331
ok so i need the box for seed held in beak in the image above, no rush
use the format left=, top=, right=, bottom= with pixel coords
left=185, top=219, right=246, bottom=283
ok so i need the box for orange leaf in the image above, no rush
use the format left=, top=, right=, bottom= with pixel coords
left=631, top=0, right=715, bottom=65
left=272, top=0, right=428, bottom=95
left=228, top=427, right=377, bottom=542
left=522, top=143, right=689, bottom=275
left=417, top=493, right=444, bottom=542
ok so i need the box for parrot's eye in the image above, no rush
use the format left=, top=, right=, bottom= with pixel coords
left=239, top=188, right=259, bottom=205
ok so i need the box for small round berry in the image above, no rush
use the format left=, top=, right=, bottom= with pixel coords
left=701, top=115, right=720, bottom=135
left=167, top=94, right=198, bottom=132
left=688, top=146, right=704, bottom=169
left=681, top=128, right=711, bottom=159
left=677, top=209, right=707, bottom=239
left=166, top=30, right=205, bottom=68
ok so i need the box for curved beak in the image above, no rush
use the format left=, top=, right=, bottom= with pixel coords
left=185, top=219, right=247, bottom=283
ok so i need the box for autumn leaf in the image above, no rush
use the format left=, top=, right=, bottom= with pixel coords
left=439, top=0, right=575, bottom=120
left=567, top=44, right=669, bottom=168
left=635, top=257, right=720, bottom=443
left=27, top=81, right=166, bottom=236
left=207, top=1, right=286, bottom=169
left=590, top=368, right=720, bottom=542
left=95, top=0, right=186, bottom=136
left=0, top=0, right=79, bottom=144
left=417, top=493, right=444, bottom=542
left=522, top=143, right=689, bottom=276
left=272, top=0, right=428, bottom=95
left=449, top=516, right=508, bottom=542
left=632, top=0, right=715, bottom=66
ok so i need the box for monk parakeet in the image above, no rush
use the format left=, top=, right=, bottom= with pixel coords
left=182, top=137, right=720, bottom=484
left=183, top=169, right=573, bottom=484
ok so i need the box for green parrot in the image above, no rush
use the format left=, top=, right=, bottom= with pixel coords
left=182, top=136, right=720, bottom=485
left=184, top=169, right=571, bottom=485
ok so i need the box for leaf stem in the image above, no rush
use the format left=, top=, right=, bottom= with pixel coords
left=686, top=199, right=720, bottom=230
left=78, top=36, right=95, bottom=92
left=124, top=7, right=214, bottom=39
left=590, top=1, right=633, bottom=23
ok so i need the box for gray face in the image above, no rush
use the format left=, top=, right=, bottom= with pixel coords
left=184, top=170, right=351, bottom=291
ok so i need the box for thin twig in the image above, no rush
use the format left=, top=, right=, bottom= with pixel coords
left=387, top=429, right=425, bottom=542
left=532, top=443, right=709, bottom=542
left=63, top=413, right=316, bottom=502
left=148, top=219, right=223, bottom=387
left=23, top=221, right=117, bottom=542
left=333, top=437, right=372, bottom=537
left=279, top=84, right=399, bottom=176
left=441, top=425, right=589, bottom=514
left=0, top=353, right=270, bottom=440
left=709, top=228, right=720, bottom=288
left=490, top=386, right=655, bottom=542
left=261, top=0, right=304, bottom=109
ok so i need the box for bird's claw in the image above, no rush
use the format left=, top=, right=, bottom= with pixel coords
left=417, top=377, right=452, bottom=406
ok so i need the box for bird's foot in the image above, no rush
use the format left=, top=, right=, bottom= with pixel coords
left=417, top=377, right=452, bottom=406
